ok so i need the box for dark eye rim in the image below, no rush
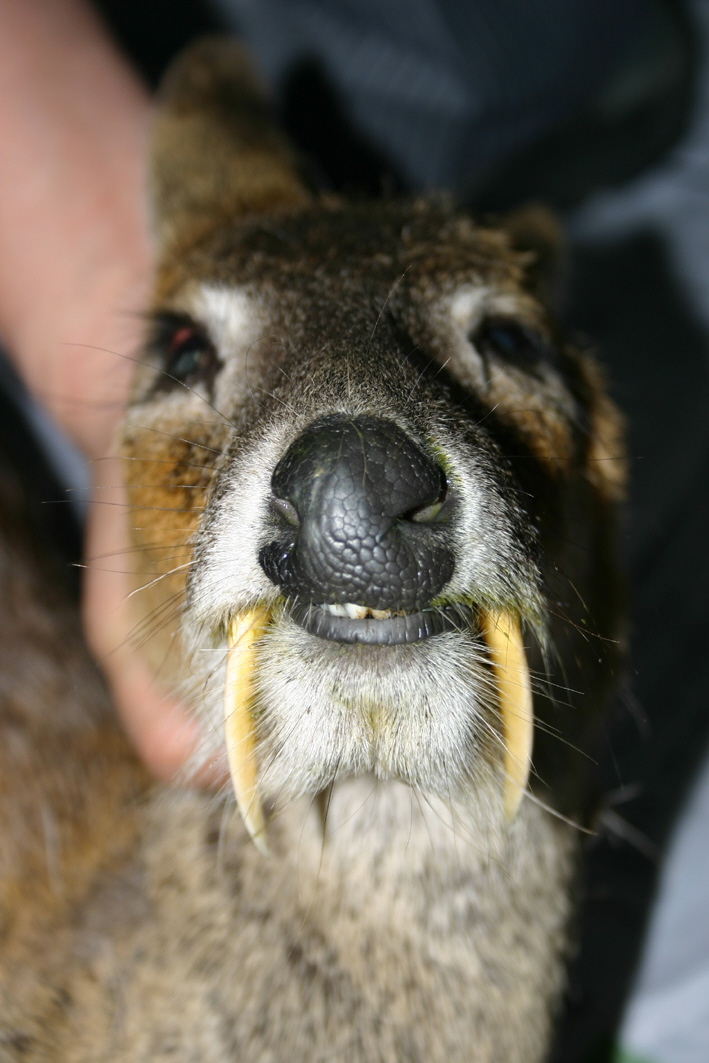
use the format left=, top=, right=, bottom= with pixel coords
left=147, top=311, right=221, bottom=393
left=471, top=315, right=557, bottom=372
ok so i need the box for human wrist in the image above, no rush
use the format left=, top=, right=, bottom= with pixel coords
left=0, top=0, right=154, bottom=457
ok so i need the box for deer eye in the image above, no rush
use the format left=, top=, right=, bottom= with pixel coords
left=149, top=314, right=221, bottom=393
left=472, top=317, right=554, bottom=370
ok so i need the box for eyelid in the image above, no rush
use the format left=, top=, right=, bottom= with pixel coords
left=470, top=316, right=556, bottom=372
left=473, top=317, right=542, bottom=346
left=168, top=324, right=200, bottom=351
left=147, top=312, right=191, bottom=354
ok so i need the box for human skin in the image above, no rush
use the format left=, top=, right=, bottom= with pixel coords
left=0, top=0, right=200, bottom=778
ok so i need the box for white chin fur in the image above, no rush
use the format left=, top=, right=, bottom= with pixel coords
left=251, top=620, right=498, bottom=807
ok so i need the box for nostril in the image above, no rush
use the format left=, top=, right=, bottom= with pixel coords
left=403, top=482, right=448, bottom=524
left=406, top=499, right=443, bottom=524
left=270, top=496, right=300, bottom=527
left=259, top=536, right=297, bottom=588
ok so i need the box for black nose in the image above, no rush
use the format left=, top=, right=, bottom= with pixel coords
left=259, top=415, right=455, bottom=610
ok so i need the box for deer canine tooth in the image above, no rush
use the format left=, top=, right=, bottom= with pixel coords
left=479, top=611, right=534, bottom=820
left=225, top=608, right=270, bottom=855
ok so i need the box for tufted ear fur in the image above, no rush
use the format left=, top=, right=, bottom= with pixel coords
left=150, top=37, right=310, bottom=252
left=502, top=204, right=564, bottom=303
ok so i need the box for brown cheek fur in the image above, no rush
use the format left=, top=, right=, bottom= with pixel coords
left=119, top=416, right=227, bottom=667
left=489, top=381, right=577, bottom=472
left=395, top=235, right=582, bottom=477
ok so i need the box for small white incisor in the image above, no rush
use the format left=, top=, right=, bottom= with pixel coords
left=225, top=608, right=270, bottom=854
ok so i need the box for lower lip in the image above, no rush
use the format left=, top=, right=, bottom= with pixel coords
left=287, top=602, right=475, bottom=645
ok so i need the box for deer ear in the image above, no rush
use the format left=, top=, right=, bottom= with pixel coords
left=150, top=37, right=310, bottom=251
left=502, top=205, right=563, bottom=303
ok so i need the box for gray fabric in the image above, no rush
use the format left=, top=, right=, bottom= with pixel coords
left=620, top=758, right=709, bottom=1063
left=570, top=3, right=709, bottom=1060
left=212, top=0, right=647, bottom=189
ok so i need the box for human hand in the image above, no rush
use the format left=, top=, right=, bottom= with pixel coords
left=0, top=0, right=202, bottom=780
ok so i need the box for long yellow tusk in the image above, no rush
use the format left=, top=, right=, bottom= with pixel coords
left=225, top=608, right=270, bottom=855
left=479, top=611, right=534, bottom=820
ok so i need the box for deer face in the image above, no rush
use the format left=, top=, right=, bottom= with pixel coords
left=122, top=42, right=624, bottom=851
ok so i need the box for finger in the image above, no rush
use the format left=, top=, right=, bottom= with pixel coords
left=82, top=455, right=221, bottom=784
